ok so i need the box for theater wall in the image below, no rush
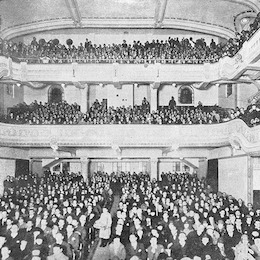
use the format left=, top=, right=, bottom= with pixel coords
left=17, top=28, right=220, bottom=47
left=218, top=155, right=249, bottom=203
left=0, top=83, right=24, bottom=115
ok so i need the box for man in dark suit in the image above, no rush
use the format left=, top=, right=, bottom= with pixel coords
left=108, top=236, right=126, bottom=260
left=125, top=234, right=146, bottom=260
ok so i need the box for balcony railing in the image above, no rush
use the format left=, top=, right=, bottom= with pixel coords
left=0, top=119, right=259, bottom=154
left=11, top=56, right=219, bottom=65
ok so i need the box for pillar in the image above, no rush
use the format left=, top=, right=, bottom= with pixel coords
left=81, top=157, right=90, bottom=184
left=150, top=84, right=158, bottom=112
left=60, top=162, right=63, bottom=173
left=80, top=84, right=89, bottom=113
left=198, top=158, right=208, bottom=179
left=150, top=158, right=158, bottom=180
left=234, top=83, right=238, bottom=108
left=247, top=156, right=253, bottom=204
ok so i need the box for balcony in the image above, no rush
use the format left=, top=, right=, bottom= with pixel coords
left=0, top=119, right=259, bottom=155
left=0, top=28, right=260, bottom=85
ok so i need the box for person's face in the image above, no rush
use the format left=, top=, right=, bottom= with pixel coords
left=227, top=224, right=234, bottom=233
left=241, top=235, right=248, bottom=243
left=66, top=225, right=73, bottom=233
left=0, top=236, right=6, bottom=246
left=255, top=238, right=260, bottom=248
left=36, top=238, right=43, bottom=245
left=150, top=237, right=157, bottom=247
left=1, top=247, right=9, bottom=257
left=247, top=217, right=252, bottom=224
left=202, top=237, right=209, bottom=245
left=114, top=237, right=120, bottom=246
left=129, top=234, right=137, bottom=244
left=11, top=225, right=18, bottom=233
left=179, top=233, right=187, bottom=242
left=53, top=246, right=61, bottom=255
left=218, top=222, right=224, bottom=230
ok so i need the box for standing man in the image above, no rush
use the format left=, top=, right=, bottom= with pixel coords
left=168, top=97, right=176, bottom=110
left=94, top=207, right=112, bottom=247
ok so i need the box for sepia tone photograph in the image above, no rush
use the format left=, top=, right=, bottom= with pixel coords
left=0, top=0, right=260, bottom=259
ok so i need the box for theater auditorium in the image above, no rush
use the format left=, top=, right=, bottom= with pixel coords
left=1, top=0, right=260, bottom=259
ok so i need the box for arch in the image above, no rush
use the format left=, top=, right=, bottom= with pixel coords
left=48, top=85, right=64, bottom=103
left=178, top=85, right=194, bottom=105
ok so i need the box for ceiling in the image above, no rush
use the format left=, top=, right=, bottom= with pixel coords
left=0, top=0, right=259, bottom=40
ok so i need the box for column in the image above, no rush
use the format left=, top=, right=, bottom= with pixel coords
left=150, top=158, right=158, bottom=180
left=234, top=83, right=238, bottom=108
left=198, top=158, right=208, bottom=179
left=150, top=84, right=158, bottom=112
left=80, top=84, right=89, bottom=113
left=60, top=162, right=63, bottom=173
left=247, top=156, right=253, bottom=204
left=81, top=157, right=90, bottom=184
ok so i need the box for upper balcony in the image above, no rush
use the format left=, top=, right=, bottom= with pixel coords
left=1, top=27, right=260, bottom=87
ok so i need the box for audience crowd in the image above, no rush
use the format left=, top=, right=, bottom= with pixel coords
left=0, top=12, right=260, bottom=64
left=1, top=170, right=260, bottom=260
left=3, top=98, right=260, bottom=127
left=104, top=171, right=260, bottom=260
left=1, top=170, right=113, bottom=260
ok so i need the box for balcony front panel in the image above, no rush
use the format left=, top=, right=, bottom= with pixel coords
left=0, top=120, right=258, bottom=150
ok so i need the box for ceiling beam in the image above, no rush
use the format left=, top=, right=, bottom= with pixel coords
left=155, top=0, right=168, bottom=27
left=65, top=0, right=82, bottom=26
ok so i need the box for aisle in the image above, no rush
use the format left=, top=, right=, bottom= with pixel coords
left=90, top=194, right=120, bottom=260
left=110, top=194, right=120, bottom=216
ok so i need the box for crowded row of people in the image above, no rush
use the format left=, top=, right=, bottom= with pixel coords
left=2, top=98, right=260, bottom=127
left=2, top=169, right=260, bottom=259
left=1, top=170, right=113, bottom=260
left=5, top=101, right=81, bottom=125
left=0, top=12, right=260, bottom=64
left=95, top=171, right=260, bottom=260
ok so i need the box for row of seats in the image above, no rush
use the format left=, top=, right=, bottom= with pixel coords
left=0, top=12, right=260, bottom=64
left=2, top=99, right=260, bottom=127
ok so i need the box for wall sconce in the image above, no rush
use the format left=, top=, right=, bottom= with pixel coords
left=16, top=83, right=21, bottom=87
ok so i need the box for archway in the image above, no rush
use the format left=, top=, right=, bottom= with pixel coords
left=178, top=85, right=194, bottom=104
left=48, top=85, right=64, bottom=103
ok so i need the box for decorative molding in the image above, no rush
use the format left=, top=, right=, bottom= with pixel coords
left=0, top=17, right=235, bottom=41
left=224, top=0, right=260, bottom=13
left=163, top=18, right=235, bottom=39
left=65, top=0, right=82, bottom=26
left=1, top=18, right=76, bottom=40
left=234, top=11, right=256, bottom=33
left=0, top=120, right=259, bottom=154
left=154, top=0, right=168, bottom=26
